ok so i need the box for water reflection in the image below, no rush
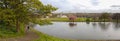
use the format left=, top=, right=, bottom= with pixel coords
left=68, top=22, right=77, bottom=27
left=34, top=22, right=120, bottom=40
left=98, top=22, right=110, bottom=31
left=92, top=22, right=97, bottom=27
left=91, top=22, right=120, bottom=31
left=68, top=22, right=120, bottom=31
left=113, top=22, right=120, bottom=30
left=86, top=22, right=90, bottom=24
left=92, top=22, right=97, bottom=29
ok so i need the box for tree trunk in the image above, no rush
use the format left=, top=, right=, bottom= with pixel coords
left=117, top=16, right=118, bottom=22
left=16, top=20, right=20, bottom=32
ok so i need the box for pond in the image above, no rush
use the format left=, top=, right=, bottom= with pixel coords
left=34, top=22, right=120, bottom=40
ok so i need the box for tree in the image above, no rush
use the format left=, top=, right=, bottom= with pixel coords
left=0, top=0, right=57, bottom=32
left=0, top=0, right=31, bottom=32
left=112, top=13, right=120, bottom=22
left=38, top=4, right=58, bottom=17
left=68, top=15, right=77, bottom=22
left=99, top=13, right=110, bottom=22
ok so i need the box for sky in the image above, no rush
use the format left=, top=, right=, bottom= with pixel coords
left=40, top=0, right=120, bottom=13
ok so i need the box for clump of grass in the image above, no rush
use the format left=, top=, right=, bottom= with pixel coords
left=0, top=23, right=25, bottom=38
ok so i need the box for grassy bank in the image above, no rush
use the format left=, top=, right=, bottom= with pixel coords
left=0, top=30, right=24, bottom=39
left=45, top=18, right=119, bottom=22
left=46, top=18, right=88, bottom=22
left=0, top=23, right=25, bottom=39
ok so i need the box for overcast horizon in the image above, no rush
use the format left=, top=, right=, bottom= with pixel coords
left=40, top=0, right=120, bottom=13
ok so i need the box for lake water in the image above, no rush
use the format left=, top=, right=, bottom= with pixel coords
left=34, top=22, right=120, bottom=40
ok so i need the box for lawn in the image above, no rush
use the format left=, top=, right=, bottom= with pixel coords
left=46, top=18, right=88, bottom=22
left=44, top=18, right=119, bottom=22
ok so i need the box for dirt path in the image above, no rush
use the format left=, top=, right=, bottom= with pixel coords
left=0, top=30, right=39, bottom=41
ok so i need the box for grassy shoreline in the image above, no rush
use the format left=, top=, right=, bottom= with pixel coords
left=45, top=18, right=120, bottom=22
left=46, top=18, right=87, bottom=22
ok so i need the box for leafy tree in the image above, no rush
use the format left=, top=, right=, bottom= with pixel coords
left=68, top=15, right=77, bottom=22
left=0, top=0, right=57, bottom=32
left=112, top=13, right=120, bottom=22
left=38, top=4, right=58, bottom=17
left=99, top=13, right=110, bottom=22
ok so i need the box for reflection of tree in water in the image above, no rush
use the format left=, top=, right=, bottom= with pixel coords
left=86, top=22, right=90, bottom=24
left=68, top=22, right=77, bottom=27
left=92, top=22, right=97, bottom=29
left=92, top=22, right=97, bottom=26
left=113, top=22, right=120, bottom=30
left=98, top=22, right=110, bottom=31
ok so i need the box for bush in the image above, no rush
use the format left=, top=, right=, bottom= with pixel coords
left=86, top=18, right=90, bottom=22
left=0, top=23, right=25, bottom=38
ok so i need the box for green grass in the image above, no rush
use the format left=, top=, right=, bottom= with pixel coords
left=0, top=23, right=25, bottom=38
left=46, top=18, right=88, bottom=22
left=44, top=18, right=119, bottom=22
left=0, top=32, right=24, bottom=39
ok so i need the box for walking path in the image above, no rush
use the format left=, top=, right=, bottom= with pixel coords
left=0, top=30, right=39, bottom=41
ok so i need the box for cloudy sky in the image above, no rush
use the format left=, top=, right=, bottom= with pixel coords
left=40, top=0, right=120, bottom=13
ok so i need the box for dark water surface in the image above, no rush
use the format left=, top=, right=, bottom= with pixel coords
left=34, top=22, right=120, bottom=40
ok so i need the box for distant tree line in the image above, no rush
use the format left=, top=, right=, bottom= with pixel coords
left=96, top=13, right=120, bottom=22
